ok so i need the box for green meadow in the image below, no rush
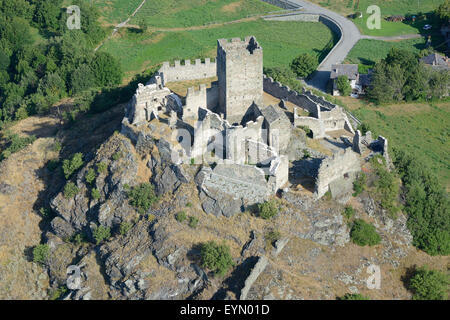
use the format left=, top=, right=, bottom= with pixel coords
left=100, top=19, right=336, bottom=76
left=94, top=0, right=281, bottom=26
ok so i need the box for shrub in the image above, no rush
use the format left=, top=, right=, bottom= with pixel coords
left=264, top=66, right=303, bottom=92
left=0, top=133, right=36, bottom=160
left=343, top=206, right=355, bottom=219
left=336, top=75, right=352, bottom=96
left=409, top=266, right=449, bottom=300
left=49, top=286, right=68, bottom=300
left=62, top=153, right=84, bottom=179
left=257, top=200, right=278, bottom=220
left=71, top=233, right=87, bottom=245
left=393, top=149, right=449, bottom=256
left=93, top=225, right=111, bottom=244
left=350, top=219, right=381, bottom=246
left=63, top=182, right=79, bottom=199
left=370, top=156, right=400, bottom=218
left=338, top=293, right=369, bottom=300
left=127, top=183, right=158, bottom=214
left=119, top=221, right=133, bottom=236
left=352, top=172, right=366, bottom=196
left=46, top=159, right=59, bottom=172
left=97, top=162, right=108, bottom=174
left=188, top=216, right=199, bottom=229
left=265, top=229, right=281, bottom=247
left=176, top=211, right=187, bottom=223
left=51, top=141, right=62, bottom=152
left=32, top=244, right=50, bottom=265
left=302, top=149, right=311, bottom=159
left=85, top=168, right=96, bottom=185
left=200, top=241, right=234, bottom=277
left=112, top=151, right=122, bottom=161
left=91, top=188, right=100, bottom=200
left=290, top=53, right=318, bottom=78
left=39, top=207, right=52, bottom=219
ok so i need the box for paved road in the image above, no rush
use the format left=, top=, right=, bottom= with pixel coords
left=270, top=0, right=362, bottom=91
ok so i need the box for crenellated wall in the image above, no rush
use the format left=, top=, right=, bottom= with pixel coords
left=159, top=58, right=217, bottom=85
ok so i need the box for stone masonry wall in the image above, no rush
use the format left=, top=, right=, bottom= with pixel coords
left=159, top=58, right=217, bottom=85
left=315, top=148, right=361, bottom=198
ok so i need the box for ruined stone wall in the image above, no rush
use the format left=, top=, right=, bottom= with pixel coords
left=200, top=164, right=270, bottom=204
left=315, top=148, right=361, bottom=198
left=294, top=115, right=325, bottom=139
left=159, top=58, right=217, bottom=85
left=217, top=37, right=263, bottom=125
left=129, top=83, right=172, bottom=125
left=183, top=85, right=207, bottom=120
left=263, top=76, right=318, bottom=115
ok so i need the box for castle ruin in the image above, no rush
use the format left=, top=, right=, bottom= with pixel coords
left=122, top=36, right=391, bottom=214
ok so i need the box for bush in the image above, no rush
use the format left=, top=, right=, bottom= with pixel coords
left=93, top=225, right=111, bottom=244
left=62, top=153, right=84, bottom=179
left=32, top=244, right=49, bottom=265
left=350, top=219, right=381, bottom=246
left=127, top=183, right=158, bottom=214
left=343, top=206, right=355, bottom=219
left=352, top=172, right=366, bottom=196
left=290, top=53, right=318, bottom=78
left=265, top=229, right=281, bottom=246
left=85, top=168, right=96, bottom=185
left=264, top=67, right=302, bottom=92
left=119, top=221, right=133, bottom=236
left=338, top=293, right=369, bottom=300
left=257, top=200, right=278, bottom=220
left=176, top=211, right=187, bottom=223
left=336, top=75, right=352, bottom=96
left=189, top=216, right=199, bottom=229
left=90, top=52, right=123, bottom=87
left=46, top=159, right=59, bottom=171
left=63, top=182, right=79, bottom=199
left=409, top=266, right=449, bottom=300
left=49, top=286, right=68, bottom=300
left=91, top=188, right=100, bottom=200
left=112, top=151, right=122, bottom=161
left=71, top=233, right=87, bottom=245
left=97, top=162, right=107, bottom=174
left=393, top=149, right=450, bottom=256
left=0, top=133, right=36, bottom=160
left=370, top=156, right=400, bottom=218
left=200, top=241, right=234, bottom=277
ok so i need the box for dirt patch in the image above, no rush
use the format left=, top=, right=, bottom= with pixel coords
left=221, top=1, right=243, bottom=13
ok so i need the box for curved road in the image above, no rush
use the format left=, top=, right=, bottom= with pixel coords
left=278, top=0, right=362, bottom=91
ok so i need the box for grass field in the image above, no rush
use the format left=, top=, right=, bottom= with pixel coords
left=101, top=19, right=336, bottom=77
left=94, top=0, right=281, bottom=27
left=94, top=0, right=144, bottom=25
left=345, top=38, right=425, bottom=68
left=338, top=97, right=450, bottom=188
left=310, top=0, right=446, bottom=36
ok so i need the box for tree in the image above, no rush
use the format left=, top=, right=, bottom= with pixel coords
left=350, top=219, right=381, bottom=246
left=90, top=52, right=123, bottom=87
left=63, top=182, right=79, bottom=198
left=436, top=0, right=450, bottom=22
left=290, top=53, right=318, bottom=78
left=337, top=293, right=369, bottom=300
left=200, top=241, right=234, bottom=276
left=127, top=183, right=158, bottom=214
left=33, top=0, right=63, bottom=33
left=409, top=266, right=449, bottom=300
left=93, top=225, right=111, bottom=244
left=70, top=63, right=96, bottom=94
left=62, top=153, right=84, bottom=179
left=336, top=75, right=351, bottom=96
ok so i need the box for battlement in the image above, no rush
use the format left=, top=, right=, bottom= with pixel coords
left=217, top=36, right=262, bottom=56
left=159, top=58, right=217, bottom=85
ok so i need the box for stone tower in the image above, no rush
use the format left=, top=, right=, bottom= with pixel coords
left=217, top=36, right=263, bottom=125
